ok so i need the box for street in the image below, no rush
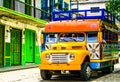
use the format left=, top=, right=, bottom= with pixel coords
left=0, top=62, right=120, bottom=82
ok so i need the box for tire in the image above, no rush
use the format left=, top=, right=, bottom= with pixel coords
left=80, top=62, right=91, bottom=81
left=40, top=70, right=52, bottom=80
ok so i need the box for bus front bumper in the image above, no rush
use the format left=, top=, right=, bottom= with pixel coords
left=39, top=64, right=81, bottom=70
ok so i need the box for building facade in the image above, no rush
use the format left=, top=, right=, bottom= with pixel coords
left=71, top=0, right=108, bottom=10
left=0, top=0, right=70, bottom=68
left=0, top=0, right=47, bottom=67
left=41, top=0, right=70, bottom=19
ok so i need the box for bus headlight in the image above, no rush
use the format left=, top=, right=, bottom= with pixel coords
left=45, top=54, right=50, bottom=60
left=69, top=54, right=75, bottom=60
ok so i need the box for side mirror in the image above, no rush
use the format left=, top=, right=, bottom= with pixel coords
left=40, top=34, right=44, bottom=44
left=98, top=32, right=102, bottom=42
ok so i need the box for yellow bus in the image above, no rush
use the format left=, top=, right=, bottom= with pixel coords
left=39, top=9, right=119, bottom=80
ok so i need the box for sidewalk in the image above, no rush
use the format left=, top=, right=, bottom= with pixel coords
left=0, top=63, right=39, bottom=72
left=93, top=69, right=120, bottom=82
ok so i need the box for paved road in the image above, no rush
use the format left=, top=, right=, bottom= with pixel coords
left=0, top=68, right=40, bottom=82
left=0, top=63, right=120, bottom=82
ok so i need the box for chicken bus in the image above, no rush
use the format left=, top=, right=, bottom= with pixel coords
left=39, top=9, right=119, bottom=80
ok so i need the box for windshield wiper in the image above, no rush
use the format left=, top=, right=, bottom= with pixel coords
left=72, top=39, right=77, bottom=42
left=70, top=37, right=77, bottom=42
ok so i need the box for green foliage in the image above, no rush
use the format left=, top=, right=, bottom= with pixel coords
left=54, top=2, right=60, bottom=7
left=106, top=0, right=120, bottom=19
left=63, top=7, right=68, bottom=11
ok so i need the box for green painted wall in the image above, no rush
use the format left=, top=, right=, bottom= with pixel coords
left=4, top=43, right=10, bottom=67
left=1, top=26, right=41, bottom=67
left=4, top=27, right=22, bottom=67
left=35, top=45, right=40, bottom=64
left=21, top=44, right=26, bottom=65
left=0, top=2, right=46, bottom=67
left=0, top=25, right=11, bottom=67
left=0, top=25, right=5, bottom=67
left=3, top=25, right=11, bottom=67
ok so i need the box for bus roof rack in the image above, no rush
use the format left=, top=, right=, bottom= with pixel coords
left=52, top=9, right=119, bottom=25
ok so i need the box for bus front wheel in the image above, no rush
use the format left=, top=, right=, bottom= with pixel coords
left=40, top=70, right=52, bottom=80
left=80, top=62, right=91, bottom=81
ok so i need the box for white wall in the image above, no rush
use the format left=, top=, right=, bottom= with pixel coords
left=31, top=0, right=41, bottom=9
left=35, top=0, right=41, bottom=9
left=72, top=2, right=106, bottom=10
left=0, top=0, right=3, bottom=6
left=79, top=3, right=106, bottom=10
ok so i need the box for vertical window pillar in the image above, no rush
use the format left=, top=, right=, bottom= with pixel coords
left=25, top=0, right=31, bottom=15
left=33, top=0, right=36, bottom=17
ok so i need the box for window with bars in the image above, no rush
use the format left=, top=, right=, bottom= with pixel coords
left=103, top=30, right=118, bottom=42
left=2, top=0, right=50, bottom=20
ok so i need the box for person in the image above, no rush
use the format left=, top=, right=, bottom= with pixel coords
left=77, top=33, right=84, bottom=41
left=53, top=3, right=60, bottom=12
left=53, top=3, right=68, bottom=18
left=59, top=34, right=66, bottom=42
left=71, top=34, right=77, bottom=41
left=53, top=3, right=62, bottom=18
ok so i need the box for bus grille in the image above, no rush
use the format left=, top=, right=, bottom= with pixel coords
left=51, top=54, right=67, bottom=64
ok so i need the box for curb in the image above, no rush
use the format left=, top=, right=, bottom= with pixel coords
left=0, top=65, right=39, bottom=73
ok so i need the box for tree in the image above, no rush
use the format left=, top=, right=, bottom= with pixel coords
left=106, top=0, right=120, bottom=19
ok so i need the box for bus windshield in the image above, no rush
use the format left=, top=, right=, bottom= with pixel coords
left=46, top=34, right=58, bottom=43
left=59, top=33, right=84, bottom=42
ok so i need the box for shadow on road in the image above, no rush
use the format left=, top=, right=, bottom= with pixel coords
left=39, top=72, right=109, bottom=82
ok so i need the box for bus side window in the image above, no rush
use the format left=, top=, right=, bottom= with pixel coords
left=87, top=32, right=97, bottom=42
left=102, top=31, right=106, bottom=43
left=102, top=30, right=118, bottom=42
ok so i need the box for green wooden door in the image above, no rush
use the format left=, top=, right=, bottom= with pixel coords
left=0, top=25, right=4, bottom=67
left=10, top=29, right=21, bottom=65
left=25, top=29, right=35, bottom=62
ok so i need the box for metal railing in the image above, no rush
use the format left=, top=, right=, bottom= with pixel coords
left=1, top=0, right=51, bottom=21
left=52, top=8, right=119, bottom=25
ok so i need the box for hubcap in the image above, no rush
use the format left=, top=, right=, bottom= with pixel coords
left=86, top=66, right=91, bottom=78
